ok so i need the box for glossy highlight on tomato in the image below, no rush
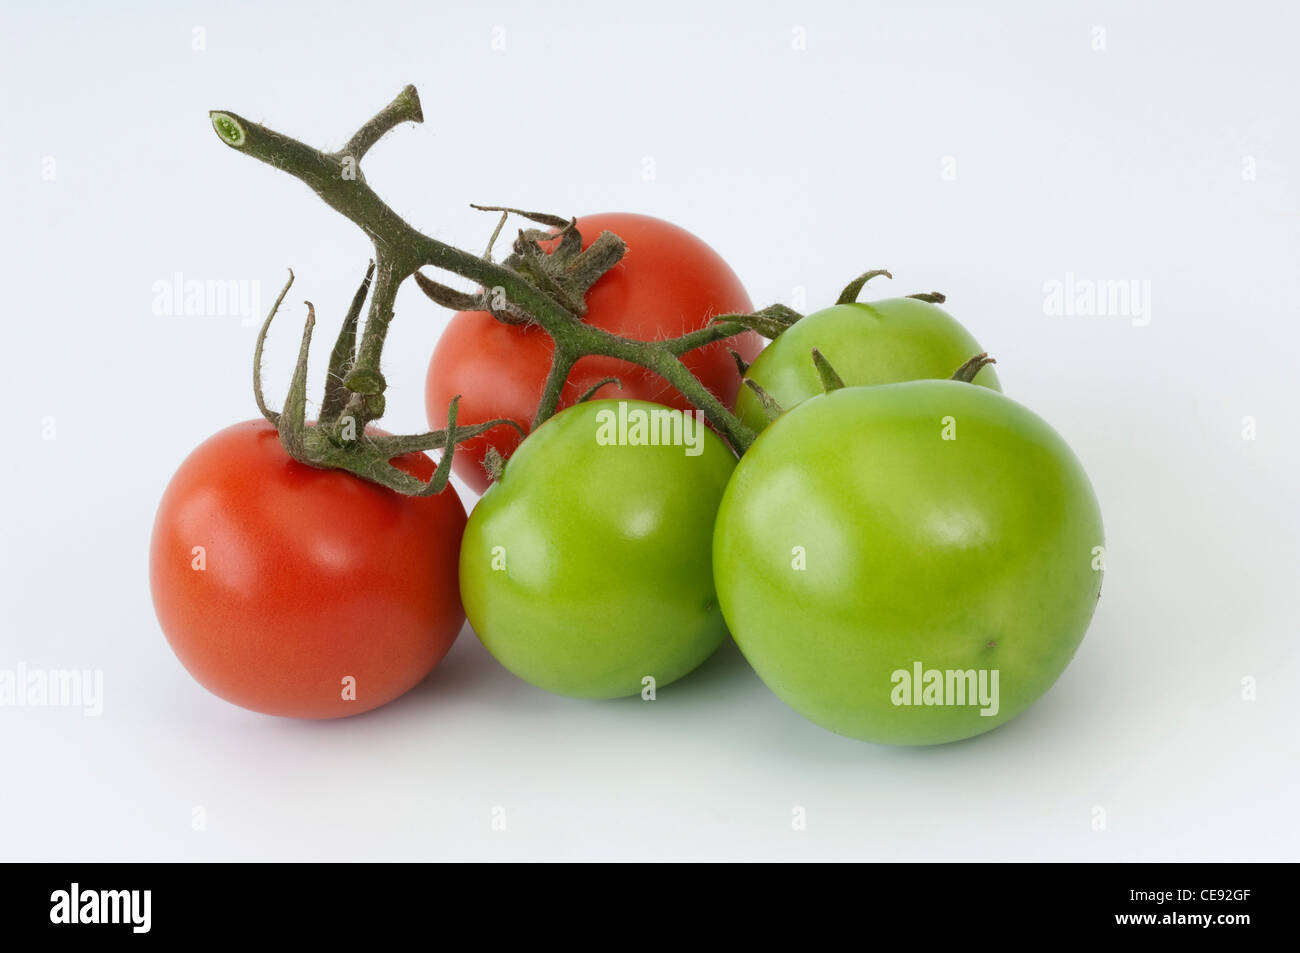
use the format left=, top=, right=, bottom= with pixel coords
left=149, top=420, right=467, bottom=718
left=426, top=212, right=761, bottom=493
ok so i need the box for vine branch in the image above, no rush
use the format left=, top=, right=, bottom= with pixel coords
left=212, top=85, right=788, bottom=491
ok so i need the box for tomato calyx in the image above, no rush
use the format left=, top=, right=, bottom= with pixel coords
left=836, top=269, right=894, bottom=304
left=742, top=379, right=785, bottom=423
left=951, top=352, right=998, bottom=383
left=478, top=204, right=628, bottom=320
left=835, top=268, right=947, bottom=307
left=810, top=348, right=996, bottom=391
left=750, top=348, right=997, bottom=422
left=413, top=206, right=629, bottom=326
left=251, top=267, right=524, bottom=496
left=810, top=347, right=846, bottom=393
left=739, top=348, right=852, bottom=424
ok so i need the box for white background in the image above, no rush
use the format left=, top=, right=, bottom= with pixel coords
left=2, top=0, right=1297, bottom=861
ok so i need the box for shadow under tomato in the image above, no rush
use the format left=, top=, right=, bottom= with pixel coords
left=627, top=636, right=761, bottom=706
left=340, top=626, right=768, bottom=726
left=391, top=622, right=518, bottom=710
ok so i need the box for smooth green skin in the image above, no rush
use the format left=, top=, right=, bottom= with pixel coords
left=714, top=382, right=1104, bottom=745
left=461, top=399, right=737, bottom=699
left=734, top=298, right=1001, bottom=433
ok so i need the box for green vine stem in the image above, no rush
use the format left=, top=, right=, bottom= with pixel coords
left=211, top=85, right=797, bottom=492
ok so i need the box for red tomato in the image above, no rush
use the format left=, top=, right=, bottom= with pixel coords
left=425, top=212, right=760, bottom=492
left=149, top=420, right=467, bottom=718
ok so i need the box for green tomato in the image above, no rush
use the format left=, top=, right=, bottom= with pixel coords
left=734, top=297, right=1001, bottom=433
left=461, top=399, right=737, bottom=699
left=714, top=381, right=1103, bottom=745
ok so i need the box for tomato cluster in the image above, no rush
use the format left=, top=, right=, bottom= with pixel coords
left=150, top=212, right=1103, bottom=746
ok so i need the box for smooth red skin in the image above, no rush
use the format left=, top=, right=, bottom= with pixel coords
left=426, top=212, right=761, bottom=493
left=149, top=420, right=467, bottom=719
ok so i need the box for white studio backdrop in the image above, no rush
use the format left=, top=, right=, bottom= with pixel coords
left=1, top=0, right=1297, bottom=860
